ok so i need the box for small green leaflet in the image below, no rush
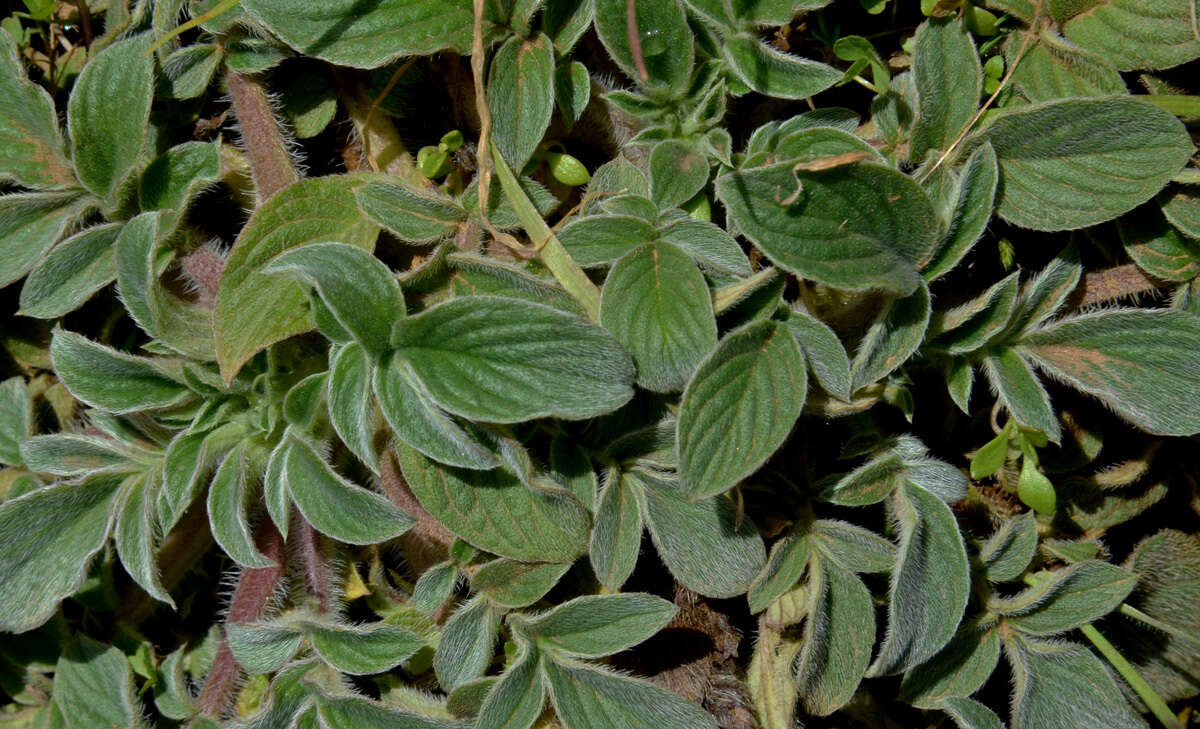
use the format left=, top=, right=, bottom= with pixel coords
left=50, top=330, right=191, bottom=414
left=488, top=33, right=555, bottom=171
left=515, top=593, right=676, bottom=658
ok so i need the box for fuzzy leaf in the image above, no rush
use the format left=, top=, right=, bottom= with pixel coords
left=215, top=175, right=379, bottom=382
left=0, top=191, right=88, bottom=287
left=723, top=34, right=840, bottom=100
left=716, top=161, right=938, bottom=294
left=638, top=473, right=766, bottom=598
left=589, top=472, right=644, bottom=591
left=476, top=643, right=543, bottom=729
left=357, top=182, right=466, bottom=244
left=971, top=97, right=1192, bottom=231
left=870, top=481, right=970, bottom=676
left=1006, top=635, right=1148, bottom=729
left=600, top=241, right=717, bottom=393
left=489, top=34, right=555, bottom=171
left=51, top=330, right=190, bottom=413
left=899, top=622, right=1001, bottom=708
left=67, top=33, right=154, bottom=207
left=811, top=519, right=895, bottom=573
left=1020, top=309, right=1200, bottom=436
left=783, top=310, right=852, bottom=401
left=208, top=443, right=275, bottom=568
left=226, top=623, right=304, bottom=674
left=19, top=223, right=120, bottom=319
left=942, top=697, right=1005, bottom=729
left=983, top=349, right=1060, bottom=443
left=1062, top=0, right=1200, bottom=71
left=263, top=242, right=403, bottom=356
left=0, top=27, right=74, bottom=188
left=517, top=594, right=676, bottom=658
left=0, top=377, right=32, bottom=466
left=397, top=443, right=590, bottom=562
left=677, top=320, right=806, bottom=500
left=307, top=622, right=424, bottom=675
left=392, top=296, right=634, bottom=423
left=923, top=143, right=999, bottom=281
left=648, top=139, right=708, bottom=210
left=656, top=218, right=752, bottom=276
left=555, top=61, right=591, bottom=129
left=115, top=472, right=174, bottom=607
left=316, top=694, right=468, bottom=729
left=374, top=356, right=498, bottom=470
left=434, top=596, right=498, bottom=692
left=19, top=433, right=137, bottom=476
left=980, top=511, right=1039, bottom=582
left=796, top=557, right=875, bottom=716
left=471, top=560, right=570, bottom=609
left=1010, top=31, right=1125, bottom=103
left=850, top=281, right=931, bottom=389
left=241, top=0, right=479, bottom=68
left=542, top=659, right=718, bottom=729
left=747, top=529, right=810, bottom=614
left=285, top=436, right=413, bottom=545
left=138, top=141, right=222, bottom=233
left=0, top=475, right=121, bottom=632
left=324, top=343, right=377, bottom=472
left=995, top=561, right=1136, bottom=635
left=55, top=638, right=145, bottom=729
left=910, top=17, right=981, bottom=161
left=1119, top=206, right=1200, bottom=282
left=1005, top=244, right=1082, bottom=338
left=592, top=0, right=694, bottom=97
left=556, top=215, right=658, bottom=267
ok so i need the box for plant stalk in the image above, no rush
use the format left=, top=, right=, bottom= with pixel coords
left=1080, top=623, right=1182, bottom=729
left=226, top=70, right=300, bottom=202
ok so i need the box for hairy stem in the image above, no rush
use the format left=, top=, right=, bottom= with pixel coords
left=380, top=449, right=454, bottom=574
left=295, top=515, right=332, bottom=613
left=196, top=521, right=287, bottom=718
left=226, top=70, right=300, bottom=202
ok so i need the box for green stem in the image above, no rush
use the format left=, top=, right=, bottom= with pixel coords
left=1080, top=624, right=1182, bottom=729
left=1118, top=603, right=1200, bottom=650
left=489, top=140, right=602, bottom=322
left=146, top=0, right=240, bottom=56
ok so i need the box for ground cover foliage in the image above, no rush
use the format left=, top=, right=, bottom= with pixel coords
left=1, top=0, right=1199, bottom=727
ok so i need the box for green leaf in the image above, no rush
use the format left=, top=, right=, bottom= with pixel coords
left=307, top=621, right=424, bottom=675
left=716, top=160, right=937, bottom=294
left=138, top=141, right=222, bottom=233
left=67, top=33, right=154, bottom=208
left=600, top=241, right=717, bottom=393
left=556, top=215, right=658, bottom=267
left=722, top=34, right=840, bottom=100
left=969, top=427, right=1010, bottom=480
left=1019, top=309, right=1200, bottom=436
left=910, top=17, right=981, bottom=160
left=1161, top=186, right=1200, bottom=239
left=589, top=471, right=644, bottom=591
left=161, top=422, right=242, bottom=531
left=489, top=34, right=555, bottom=171
left=0, top=377, right=32, bottom=466
left=811, top=519, right=895, bottom=573
left=209, top=443, right=275, bottom=568
left=50, top=330, right=191, bottom=413
left=470, top=560, right=570, bottom=609
left=215, top=175, right=379, bottom=382
left=677, top=321, right=805, bottom=500
left=747, top=529, right=810, bottom=614
left=0, top=27, right=74, bottom=188
left=782, top=310, right=851, bottom=401
left=923, top=143, right=999, bottom=281
left=114, top=472, right=174, bottom=606
left=411, top=561, right=458, bottom=613
left=638, top=473, right=766, bottom=598
left=392, top=296, right=634, bottom=423
left=357, top=182, right=465, bottom=244
left=20, top=433, right=137, bottom=476
left=971, top=97, right=1192, bottom=231
left=434, top=596, right=498, bottom=692
left=592, top=0, right=694, bottom=97
left=263, top=242, right=403, bottom=356
left=982, top=349, right=1060, bottom=443
left=55, top=638, right=145, bottom=729
left=285, top=436, right=413, bottom=545
left=1017, top=455, right=1056, bottom=515
left=1119, top=206, right=1200, bottom=282
left=796, top=556, right=876, bottom=716
left=1006, top=634, right=1148, bottom=729
left=241, top=0, right=480, bottom=68
left=327, top=343, right=378, bottom=471
left=283, top=372, right=327, bottom=430
left=374, top=355, right=498, bottom=470
left=928, top=272, right=1019, bottom=355
left=1062, top=0, right=1200, bottom=71
left=996, top=561, right=1136, bottom=635
left=656, top=218, right=752, bottom=276
left=315, top=693, right=463, bottom=729
left=19, top=223, right=120, bottom=319
left=476, top=642, right=543, bottom=729
left=280, top=73, right=337, bottom=138
left=1010, top=30, right=1126, bottom=103
left=899, top=622, right=1001, bottom=708
left=941, top=696, right=1005, bottom=729
left=850, top=281, right=931, bottom=389
left=980, top=511, right=1038, bottom=582
left=161, top=44, right=221, bottom=100
left=396, top=443, right=590, bottom=562
left=516, top=593, right=676, bottom=658
left=542, top=659, right=718, bottom=729
left=648, top=140, right=708, bottom=210
left=555, top=61, right=591, bottom=129
left=226, top=623, right=304, bottom=674
left=0, top=475, right=120, bottom=632
left=0, top=191, right=88, bottom=287
left=1005, top=244, right=1082, bottom=337
left=870, top=481, right=970, bottom=676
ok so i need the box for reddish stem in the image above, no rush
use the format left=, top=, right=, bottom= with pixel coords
left=226, top=70, right=300, bottom=202
left=625, top=0, right=650, bottom=82
left=295, top=515, right=331, bottom=613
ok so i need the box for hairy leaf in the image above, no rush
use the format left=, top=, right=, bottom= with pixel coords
left=589, top=472, right=644, bottom=591
left=226, top=623, right=304, bottom=674
left=114, top=472, right=173, bottom=606
left=851, top=281, right=931, bottom=389
left=471, top=560, right=570, bottom=609
left=783, top=310, right=852, bottom=401
left=51, top=330, right=190, bottom=413
left=1062, top=0, right=1200, bottom=71
left=328, top=343, right=378, bottom=471
left=811, top=519, right=895, bottom=574
left=209, top=443, right=275, bottom=568
left=19, top=223, right=120, bottom=318
left=0, top=191, right=88, bottom=287
left=747, top=529, right=810, bottom=614
left=900, top=622, right=1001, bottom=708
left=434, top=596, right=498, bottom=692
left=923, top=143, right=999, bottom=281
left=517, top=593, right=676, bottom=658
left=0, top=377, right=32, bottom=466
left=994, top=561, right=1136, bottom=635
left=723, top=34, right=840, bottom=100
left=980, top=511, right=1039, bottom=582
left=910, top=17, right=981, bottom=161
left=592, top=0, right=693, bottom=97
left=797, top=557, right=876, bottom=716
left=542, top=659, right=718, bottom=729
left=0, top=27, right=74, bottom=188
left=55, top=639, right=145, bottom=729
left=307, top=621, right=425, bottom=675
left=489, top=34, right=555, bottom=170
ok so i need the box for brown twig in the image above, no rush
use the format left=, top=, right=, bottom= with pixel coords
left=73, top=0, right=93, bottom=47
